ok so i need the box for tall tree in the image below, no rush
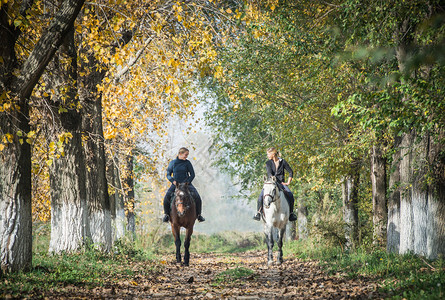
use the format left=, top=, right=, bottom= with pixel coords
left=342, top=161, right=361, bottom=249
left=0, top=0, right=85, bottom=272
left=336, top=0, right=445, bottom=257
left=371, top=143, right=387, bottom=246
left=45, top=28, right=90, bottom=253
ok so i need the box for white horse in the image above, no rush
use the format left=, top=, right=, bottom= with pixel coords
left=262, top=176, right=290, bottom=266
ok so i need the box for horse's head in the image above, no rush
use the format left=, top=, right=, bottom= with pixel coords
left=263, top=176, right=279, bottom=209
left=174, top=182, right=191, bottom=217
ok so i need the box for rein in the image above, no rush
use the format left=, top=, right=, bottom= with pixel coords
left=263, top=183, right=278, bottom=203
left=174, top=188, right=191, bottom=216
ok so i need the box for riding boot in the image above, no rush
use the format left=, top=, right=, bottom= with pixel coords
left=283, top=190, right=297, bottom=221
left=253, top=191, right=263, bottom=221
left=163, top=193, right=172, bottom=223
left=193, top=192, right=205, bottom=222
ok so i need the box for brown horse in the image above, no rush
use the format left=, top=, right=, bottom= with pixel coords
left=169, top=182, right=196, bottom=266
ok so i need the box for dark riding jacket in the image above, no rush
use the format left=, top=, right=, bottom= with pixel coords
left=167, top=157, right=195, bottom=184
left=266, top=158, right=293, bottom=184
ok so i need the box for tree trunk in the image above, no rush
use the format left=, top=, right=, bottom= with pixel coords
left=1, top=0, right=85, bottom=272
left=399, top=130, right=445, bottom=259
left=342, top=162, right=360, bottom=249
left=49, top=130, right=90, bottom=252
left=80, top=76, right=112, bottom=250
left=125, top=155, right=136, bottom=237
left=387, top=137, right=401, bottom=253
left=15, top=0, right=86, bottom=100
left=0, top=101, right=32, bottom=273
left=286, top=219, right=297, bottom=241
left=399, top=131, right=426, bottom=254
left=371, top=143, right=387, bottom=246
left=0, top=6, right=32, bottom=274
left=107, top=154, right=126, bottom=241
left=297, top=200, right=308, bottom=240
left=426, top=131, right=445, bottom=259
left=47, top=29, right=90, bottom=253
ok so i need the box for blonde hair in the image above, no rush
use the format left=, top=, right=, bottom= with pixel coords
left=178, top=147, right=189, bottom=154
left=267, top=147, right=281, bottom=158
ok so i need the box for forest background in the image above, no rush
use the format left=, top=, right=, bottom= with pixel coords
left=1, top=0, right=445, bottom=298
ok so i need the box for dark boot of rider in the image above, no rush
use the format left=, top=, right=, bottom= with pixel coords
left=194, top=193, right=205, bottom=222
left=253, top=189, right=297, bottom=221
left=284, top=189, right=297, bottom=221
left=162, top=192, right=172, bottom=223
left=253, top=191, right=263, bottom=221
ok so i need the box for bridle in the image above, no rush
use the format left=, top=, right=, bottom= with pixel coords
left=263, top=182, right=278, bottom=204
left=175, top=188, right=191, bottom=217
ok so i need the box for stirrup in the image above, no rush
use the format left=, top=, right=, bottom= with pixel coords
left=253, top=212, right=261, bottom=221
left=289, top=212, right=297, bottom=221
left=197, top=215, right=205, bottom=222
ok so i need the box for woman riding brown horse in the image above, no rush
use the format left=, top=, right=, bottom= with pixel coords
left=170, top=182, right=196, bottom=266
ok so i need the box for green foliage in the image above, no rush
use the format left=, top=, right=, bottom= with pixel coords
left=202, top=0, right=368, bottom=196
left=153, top=231, right=264, bottom=254
left=284, top=239, right=445, bottom=300
left=213, top=267, right=255, bottom=285
left=0, top=244, right=156, bottom=298
left=1, top=225, right=158, bottom=298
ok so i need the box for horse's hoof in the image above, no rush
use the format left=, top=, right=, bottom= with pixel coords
left=267, top=260, right=274, bottom=266
left=183, top=262, right=189, bottom=267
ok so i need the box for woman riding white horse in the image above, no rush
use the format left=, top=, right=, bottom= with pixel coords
left=262, top=175, right=289, bottom=265
left=253, top=147, right=297, bottom=222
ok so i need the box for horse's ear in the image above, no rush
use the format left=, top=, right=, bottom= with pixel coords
left=272, top=176, right=276, bottom=182
left=185, top=182, right=189, bottom=186
left=263, top=175, right=267, bottom=182
left=175, top=181, right=179, bottom=188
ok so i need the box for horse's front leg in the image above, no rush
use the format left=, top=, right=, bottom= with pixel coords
left=277, top=227, right=286, bottom=265
left=183, top=227, right=194, bottom=266
left=172, top=225, right=181, bottom=263
left=264, top=226, right=274, bottom=266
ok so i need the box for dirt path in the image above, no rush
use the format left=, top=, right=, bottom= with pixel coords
left=47, top=250, right=386, bottom=299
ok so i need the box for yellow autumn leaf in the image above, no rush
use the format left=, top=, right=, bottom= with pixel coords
left=5, top=133, right=13, bottom=143
left=27, top=131, right=36, bottom=138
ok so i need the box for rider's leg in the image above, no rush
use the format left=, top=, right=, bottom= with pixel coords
left=282, top=185, right=297, bottom=221
left=188, top=184, right=205, bottom=222
left=253, top=189, right=264, bottom=221
left=162, top=184, right=176, bottom=222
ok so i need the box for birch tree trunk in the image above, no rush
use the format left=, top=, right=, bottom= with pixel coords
left=371, top=143, right=387, bottom=246
left=47, top=29, right=90, bottom=253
